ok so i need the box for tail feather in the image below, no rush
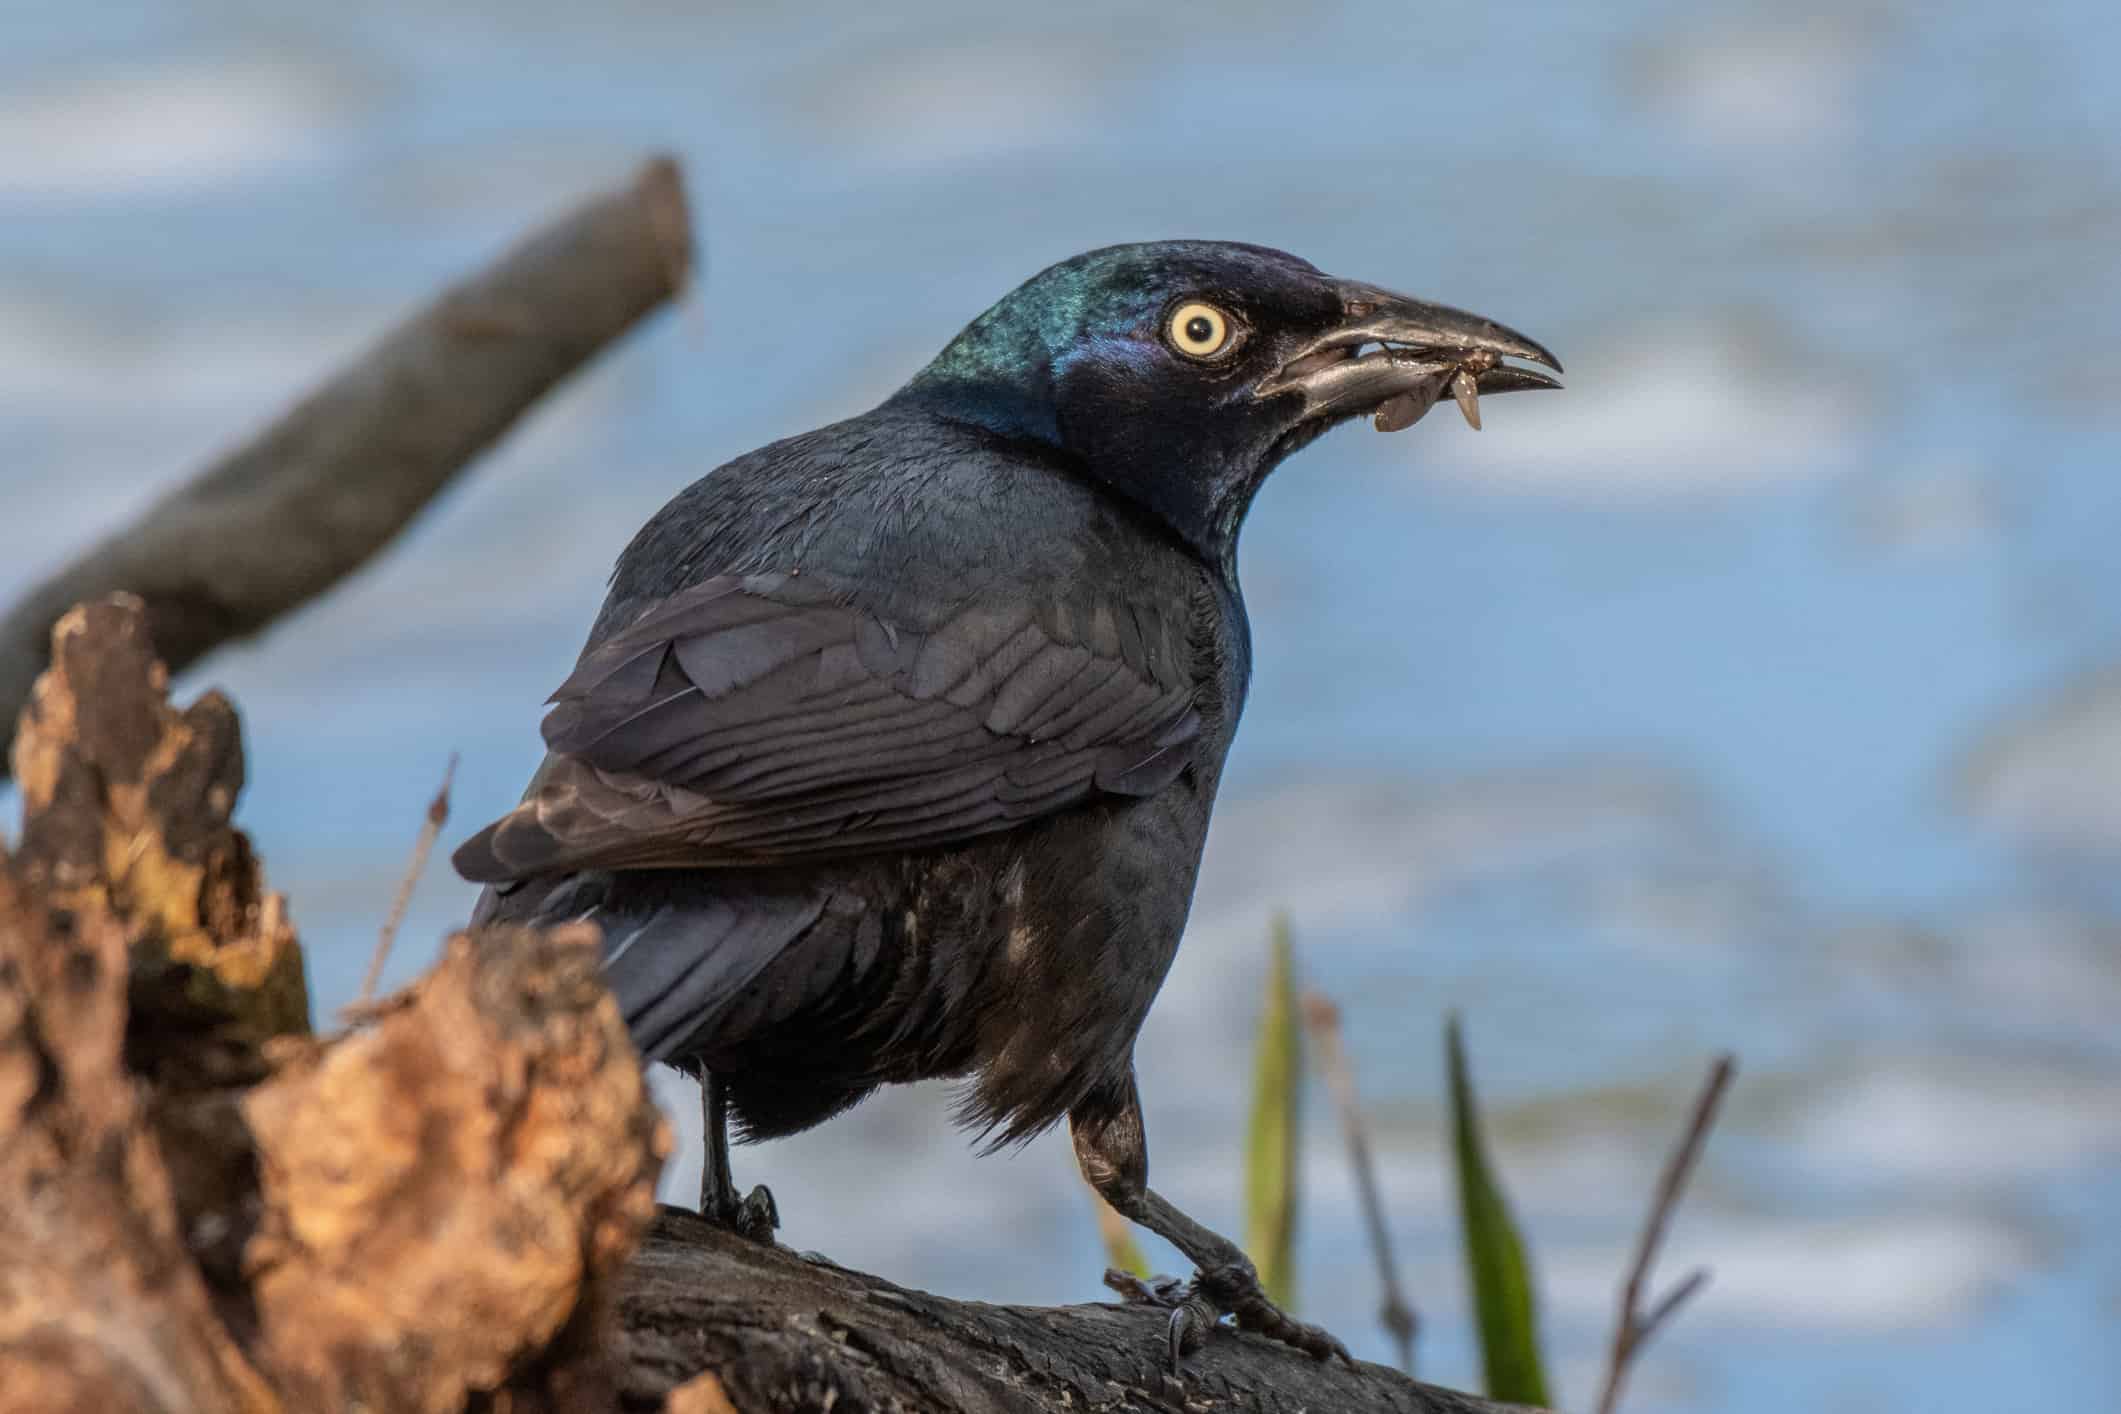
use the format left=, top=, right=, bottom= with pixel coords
left=618, top=893, right=827, bottom=1058
left=471, top=870, right=827, bottom=1063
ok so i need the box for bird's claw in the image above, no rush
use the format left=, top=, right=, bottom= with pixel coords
left=1104, top=1261, right=1351, bottom=1372
left=735, top=1183, right=780, bottom=1242
left=704, top=1182, right=780, bottom=1244
left=1102, top=1269, right=1184, bottom=1305
left=1104, top=1269, right=1217, bottom=1370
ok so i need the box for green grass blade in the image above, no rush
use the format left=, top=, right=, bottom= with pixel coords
left=1447, top=1013, right=1552, bottom=1407
left=1244, top=912, right=1302, bottom=1309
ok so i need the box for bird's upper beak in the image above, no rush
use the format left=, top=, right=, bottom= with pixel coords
left=1255, top=279, right=1562, bottom=432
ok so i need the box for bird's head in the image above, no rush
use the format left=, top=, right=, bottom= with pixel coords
left=894, top=240, right=1560, bottom=566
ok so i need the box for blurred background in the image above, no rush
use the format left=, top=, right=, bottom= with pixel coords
left=6, top=2, right=2119, bottom=1409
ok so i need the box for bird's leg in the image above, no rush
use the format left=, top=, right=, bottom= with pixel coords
left=698, top=1071, right=734, bottom=1212
left=1072, top=1070, right=1350, bottom=1371
left=698, top=1071, right=779, bottom=1243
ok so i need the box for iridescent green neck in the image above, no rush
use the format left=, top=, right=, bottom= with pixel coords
left=894, top=255, right=1121, bottom=444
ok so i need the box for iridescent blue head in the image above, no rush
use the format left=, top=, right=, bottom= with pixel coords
left=894, top=240, right=1560, bottom=566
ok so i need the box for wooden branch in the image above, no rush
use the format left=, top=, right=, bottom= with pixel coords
left=0, top=154, right=695, bottom=778
left=614, top=1211, right=1518, bottom=1414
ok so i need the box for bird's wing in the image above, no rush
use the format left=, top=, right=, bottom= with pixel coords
left=454, top=571, right=1201, bottom=881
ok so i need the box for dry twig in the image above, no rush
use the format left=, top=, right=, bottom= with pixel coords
left=1300, top=990, right=1419, bottom=1374
left=1592, top=1055, right=1736, bottom=1414
left=356, top=753, right=458, bottom=1007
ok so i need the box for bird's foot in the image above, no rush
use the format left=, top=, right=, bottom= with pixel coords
left=1105, top=1260, right=1351, bottom=1372
left=1105, top=1270, right=1218, bottom=1368
left=701, top=1182, right=780, bottom=1244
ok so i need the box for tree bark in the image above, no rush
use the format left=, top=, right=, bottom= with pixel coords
left=616, top=1210, right=1522, bottom=1414
left=0, top=155, right=695, bottom=779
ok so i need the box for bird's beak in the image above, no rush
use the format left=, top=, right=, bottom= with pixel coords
left=1256, top=280, right=1562, bottom=432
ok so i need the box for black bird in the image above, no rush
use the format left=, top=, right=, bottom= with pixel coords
left=455, top=241, right=1558, bottom=1365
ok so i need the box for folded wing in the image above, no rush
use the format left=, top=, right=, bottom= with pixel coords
left=454, top=571, right=1201, bottom=882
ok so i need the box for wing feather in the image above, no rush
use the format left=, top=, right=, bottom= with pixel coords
left=454, top=573, right=1201, bottom=882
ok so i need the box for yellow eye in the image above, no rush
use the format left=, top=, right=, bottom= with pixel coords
left=1165, top=301, right=1236, bottom=359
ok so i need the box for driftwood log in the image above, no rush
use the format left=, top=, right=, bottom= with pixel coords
left=0, top=599, right=1530, bottom=1413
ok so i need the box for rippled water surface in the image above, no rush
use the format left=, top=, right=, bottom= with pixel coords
left=6, top=4, right=2119, bottom=1408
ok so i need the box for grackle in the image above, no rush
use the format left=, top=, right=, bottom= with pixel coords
left=455, top=241, right=1558, bottom=1367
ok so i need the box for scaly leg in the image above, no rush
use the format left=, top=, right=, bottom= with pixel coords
left=698, top=1070, right=779, bottom=1243
left=1071, top=1068, right=1350, bottom=1371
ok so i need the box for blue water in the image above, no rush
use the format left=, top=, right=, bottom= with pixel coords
left=6, top=4, right=2119, bottom=1409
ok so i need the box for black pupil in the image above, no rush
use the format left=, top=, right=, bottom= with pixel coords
left=1184, top=315, right=1215, bottom=345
